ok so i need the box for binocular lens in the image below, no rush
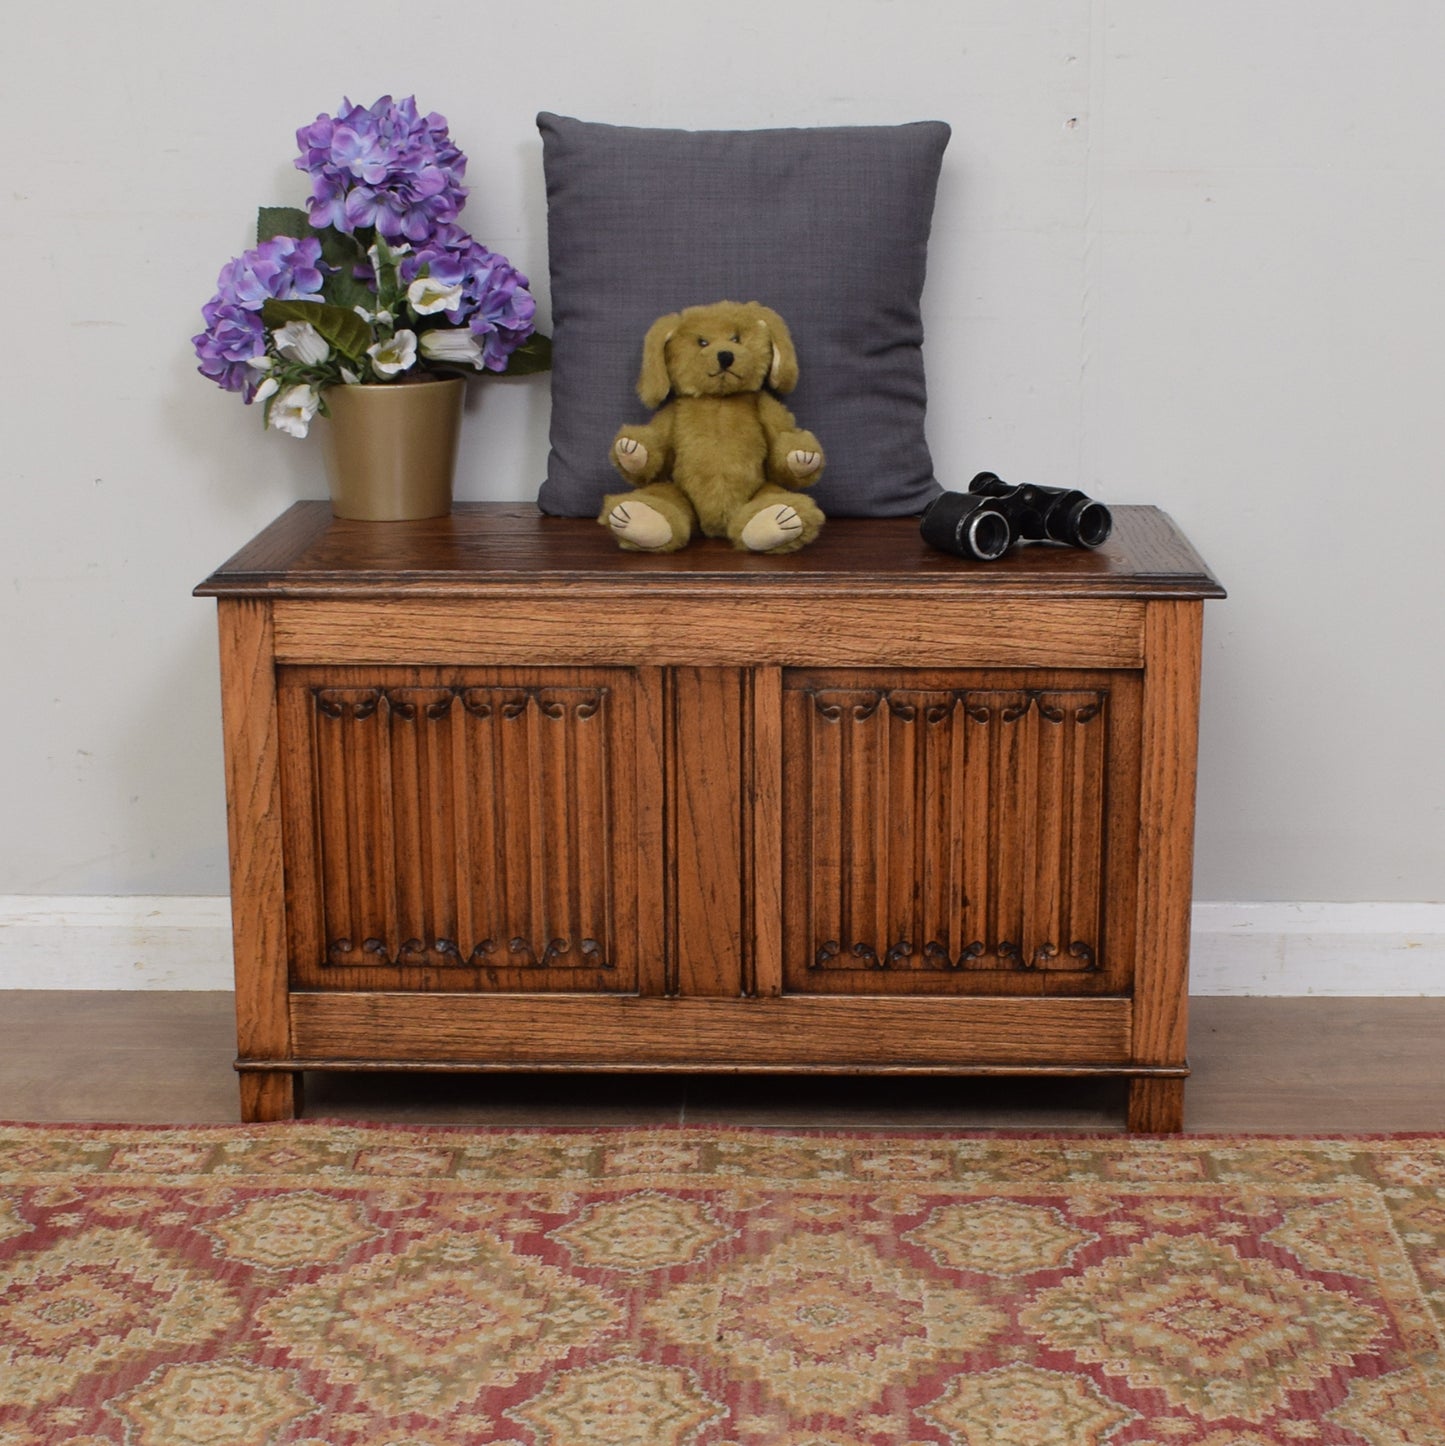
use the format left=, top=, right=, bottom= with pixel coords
left=920, top=492, right=1012, bottom=561
left=965, top=509, right=1011, bottom=561
left=1073, top=501, right=1112, bottom=547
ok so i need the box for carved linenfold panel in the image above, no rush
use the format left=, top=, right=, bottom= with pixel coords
left=285, top=679, right=627, bottom=987
left=806, top=937, right=1098, bottom=973
left=786, top=681, right=1113, bottom=991
left=326, top=933, right=607, bottom=969
left=813, top=939, right=910, bottom=970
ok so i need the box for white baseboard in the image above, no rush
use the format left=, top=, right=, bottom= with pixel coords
left=0, top=896, right=234, bottom=990
left=1187, top=901, right=1445, bottom=996
left=1, top=896, right=1442, bottom=995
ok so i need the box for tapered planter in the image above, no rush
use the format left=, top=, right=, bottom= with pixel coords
left=318, top=377, right=465, bottom=520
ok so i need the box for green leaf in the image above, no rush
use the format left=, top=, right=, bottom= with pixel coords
left=315, top=224, right=367, bottom=271
left=320, top=265, right=377, bottom=317
left=500, top=332, right=553, bottom=376
left=256, top=206, right=310, bottom=244
left=261, top=299, right=372, bottom=361
left=313, top=229, right=374, bottom=314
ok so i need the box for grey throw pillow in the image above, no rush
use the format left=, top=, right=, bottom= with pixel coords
left=535, top=112, right=950, bottom=519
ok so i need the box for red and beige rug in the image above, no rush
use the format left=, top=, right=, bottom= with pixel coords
left=1, top=1125, right=1442, bottom=1445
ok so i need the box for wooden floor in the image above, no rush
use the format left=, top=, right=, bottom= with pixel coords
left=1, top=993, right=1442, bottom=1132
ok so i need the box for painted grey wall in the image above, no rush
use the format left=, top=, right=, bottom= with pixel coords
left=3, top=1, right=1442, bottom=903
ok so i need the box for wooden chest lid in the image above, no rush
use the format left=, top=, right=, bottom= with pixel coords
left=196, top=501, right=1225, bottom=601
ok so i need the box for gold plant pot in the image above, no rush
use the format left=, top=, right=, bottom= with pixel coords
left=318, top=377, right=465, bottom=520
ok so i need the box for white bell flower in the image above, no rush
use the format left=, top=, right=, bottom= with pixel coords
left=252, top=376, right=279, bottom=405
left=408, top=276, right=465, bottom=316
left=419, top=328, right=485, bottom=369
left=274, top=321, right=330, bottom=366
left=367, top=330, right=418, bottom=378
left=268, top=384, right=321, bottom=439
left=368, top=240, right=411, bottom=273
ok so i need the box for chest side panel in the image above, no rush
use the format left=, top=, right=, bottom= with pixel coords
left=276, top=664, right=660, bottom=994
left=781, top=667, right=1142, bottom=997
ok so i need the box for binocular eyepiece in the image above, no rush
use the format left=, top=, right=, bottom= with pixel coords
left=920, top=472, right=1113, bottom=562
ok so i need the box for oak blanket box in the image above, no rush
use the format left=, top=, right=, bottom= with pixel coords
left=196, top=502, right=1224, bottom=1130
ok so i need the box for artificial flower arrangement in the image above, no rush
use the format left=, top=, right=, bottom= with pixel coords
left=193, top=95, right=547, bottom=439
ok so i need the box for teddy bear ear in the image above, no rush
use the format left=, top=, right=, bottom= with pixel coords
left=748, top=304, right=800, bottom=394
left=637, top=312, right=681, bottom=409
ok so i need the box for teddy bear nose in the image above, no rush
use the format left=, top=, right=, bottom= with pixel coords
left=715, top=350, right=735, bottom=370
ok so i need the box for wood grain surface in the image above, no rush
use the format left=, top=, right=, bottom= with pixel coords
left=668, top=667, right=748, bottom=997
left=215, top=600, right=298, bottom=1122
left=286, top=992, right=1135, bottom=1069
left=1128, top=601, right=1207, bottom=1132
left=8, top=993, right=1444, bottom=1131
left=269, top=596, right=1147, bottom=670
left=196, top=502, right=1225, bottom=600
left=779, top=668, right=1141, bottom=998
left=273, top=665, right=663, bottom=997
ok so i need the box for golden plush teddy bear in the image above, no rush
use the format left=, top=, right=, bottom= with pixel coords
left=599, top=300, right=826, bottom=553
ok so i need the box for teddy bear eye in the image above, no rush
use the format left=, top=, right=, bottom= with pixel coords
left=730, top=334, right=740, bottom=343
left=697, top=337, right=709, bottom=348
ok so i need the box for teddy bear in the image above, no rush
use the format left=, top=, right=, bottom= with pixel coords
left=599, top=300, right=826, bottom=554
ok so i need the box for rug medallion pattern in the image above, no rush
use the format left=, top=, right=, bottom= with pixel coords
left=0, top=1127, right=1442, bottom=1444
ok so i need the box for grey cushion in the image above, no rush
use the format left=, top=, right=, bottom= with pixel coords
left=535, top=112, right=950, bottom=518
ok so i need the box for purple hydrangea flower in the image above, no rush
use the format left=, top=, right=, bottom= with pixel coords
left=467, top=258, right=537, bottom=371
left=296, top=95, right=468, bottom=242
left=192, top=235, right=325, bottom=395
left=402, top=224, right=536, bottom=371
left=214, top=235, right=326, bottom=310
left=192, top=301, right=266, bottom=395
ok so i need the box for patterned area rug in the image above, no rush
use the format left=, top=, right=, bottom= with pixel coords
left=1, top=1126, right=1443, bottom=1446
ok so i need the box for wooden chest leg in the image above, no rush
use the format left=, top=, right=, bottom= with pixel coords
left=239, top=1071, right=303, bottom=1123
left=1128, top=602, right=1202, bottom=1138
left=217, top=599, right=296, bottom=1124
left=1128, top=1077, right=1185, bottom=1133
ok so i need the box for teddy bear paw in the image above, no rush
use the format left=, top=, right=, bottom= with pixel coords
left=614, top=437, right=650, bottom=476
left=786, top=449, right=822, bottom=479
left=607, top=500, right=674, bottom=550
left=740, top=504, right=805, bottom=552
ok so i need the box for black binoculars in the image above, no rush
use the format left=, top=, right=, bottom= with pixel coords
left=920, top=472, right=1113, bottom=562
